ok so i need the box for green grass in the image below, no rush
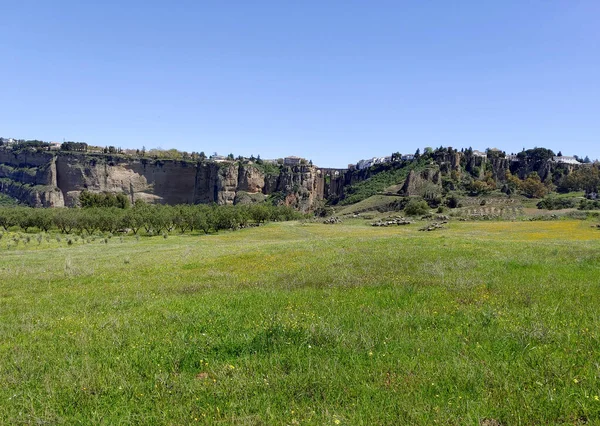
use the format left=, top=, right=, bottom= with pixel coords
left=334, top=194, right=402, bottom=216
left=1, top=220, right=600, bottom=424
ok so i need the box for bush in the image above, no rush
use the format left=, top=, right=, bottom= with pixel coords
left=446, top=194, right=462, bottom=209
left=578, top=199, right=600, bottom=211
left=79, top=191, right=130, bottom=209
left=537, top=197, right=577, bottom=210
left=404, top=199, right=430, bottom=216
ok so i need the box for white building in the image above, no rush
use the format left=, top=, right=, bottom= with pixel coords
left=553, top=156, right=580, bottom=165
left=209, top=153, right=228, bottom=162
left=356, top=156, right=393, bottom=170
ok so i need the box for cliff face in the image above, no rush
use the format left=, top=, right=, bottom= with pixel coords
left=401, top=168, right=442, bottom=196
left=2, top=148, right=583, bottom=209
left=0, top=150, right=65, bottom=207
left=0, top=149, right=328, bottom=210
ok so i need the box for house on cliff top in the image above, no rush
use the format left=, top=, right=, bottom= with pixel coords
left=284, top=156, right=304, bottom=166
left=553, top=156, right=580, bottom=165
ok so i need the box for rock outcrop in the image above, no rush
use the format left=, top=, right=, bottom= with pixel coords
left=400, top=168, right=442, bottom=196
left=0, top=149, right=329, bottom=210
left=0, top=147, right=586, bottom=209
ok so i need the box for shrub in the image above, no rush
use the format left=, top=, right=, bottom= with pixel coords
left=404, top=199, right=430, bottom=216
left=537, top=197, right=577, bottom=210
left=578, top=199, right=600, bottom=211
left=446, top=194, right=462, bottom=209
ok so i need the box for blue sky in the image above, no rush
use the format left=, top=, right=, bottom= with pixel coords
left=1, top=1, right=599, bottom=167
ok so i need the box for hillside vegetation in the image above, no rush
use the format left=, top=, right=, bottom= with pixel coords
left=1, top=220, right=600, bottom=424
left=339, top=162, right=420, bottom=205
left=0, top=193, right=17, bottom=206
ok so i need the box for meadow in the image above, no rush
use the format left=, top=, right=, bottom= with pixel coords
left=1, top=219, right=599, bottom=425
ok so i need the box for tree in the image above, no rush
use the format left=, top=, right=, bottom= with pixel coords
left=121, top=208, right=144, bottom=234
left=505, top=170, right=522, bottom=193
left=191, top=205, right=212, bottom=234
left=31, top=209, right=53, bottom=232
left=61, top=142, right=88, bottom=152
left=249, top=204, right=270, bottom=224
left=53, top=208, right=77, bottom=233
left=559, top=165, right=600, bottom=195
left=468, top=179, right=493, bottom=195
left=79, top=191, right=130, bottom=209
left=521, top=173, right=549, bottom=198
left=16, top=207, right=36, bottom=232
left=0, top=208, right=18, bottom=230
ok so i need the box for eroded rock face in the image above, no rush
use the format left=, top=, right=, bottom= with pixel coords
left=237, top=165, right=265, bottom=193
left=276, top=165, right=322, bottom=212
left=401, top=168, right=442, bottom=196
left=0, top=151, right=328, bottom=209
left=216, top=163, right=239, bottom=205
left=0, top=179, right=64, bottom=207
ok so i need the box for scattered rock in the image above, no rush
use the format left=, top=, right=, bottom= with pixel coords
left=371, top=216, right=413, bottom=227
left=323, top=216, right=342, bottom=224
left=419, top=222, right=446, bottom=232
left=480, top=419, right=503, bottom=426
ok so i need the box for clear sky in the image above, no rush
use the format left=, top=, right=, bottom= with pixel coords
left=1, top=1, right=599, bottom=167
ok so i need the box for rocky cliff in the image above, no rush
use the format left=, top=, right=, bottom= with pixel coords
left=0, top=149, right=328, bottom=210
left=1, top=147, right=584, bottom=209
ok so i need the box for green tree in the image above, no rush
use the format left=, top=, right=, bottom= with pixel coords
left=559, top=165, right=600, bottom=195
left=249, top=204, right=270, bottom=224
left=31, top=209, right=53, bottom=232
left=121, top=207, right=145, bottom=234
left=0, top=208, right=18, bottom=231
left=53, top=208, right=77, bottom=233
left=521, top=173, right=549, bottom=198
left=16, top=207, right=36, bottom=232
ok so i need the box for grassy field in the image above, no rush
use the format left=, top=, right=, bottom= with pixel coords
left=1, top=220, right=600, bottom=425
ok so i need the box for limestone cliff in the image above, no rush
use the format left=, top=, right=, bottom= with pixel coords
left=1, top=147, right=584, bottom=209
left=0, top=149, right=328, bottom=210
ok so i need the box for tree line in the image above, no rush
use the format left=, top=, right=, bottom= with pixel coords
left=0, top=203, right=302, bottom=235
